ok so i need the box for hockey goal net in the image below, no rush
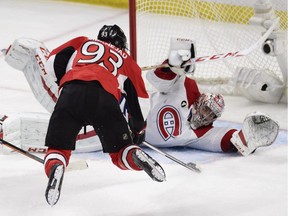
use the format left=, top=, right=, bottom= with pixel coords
left=129, top=0, right=287, bottom=89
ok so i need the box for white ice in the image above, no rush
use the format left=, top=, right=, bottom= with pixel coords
left=0, top=0, right=287, bottom=216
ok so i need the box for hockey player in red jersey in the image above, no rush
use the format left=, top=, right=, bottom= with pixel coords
left=145, top=37, right=279, bottom=156
left=40, top=25, right=165, bottom=206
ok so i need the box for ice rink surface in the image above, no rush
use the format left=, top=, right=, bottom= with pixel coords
left=0, top=0, right=287, bottom=216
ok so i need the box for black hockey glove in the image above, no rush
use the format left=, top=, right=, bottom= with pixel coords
left=131, top=130, right=146, bottom=145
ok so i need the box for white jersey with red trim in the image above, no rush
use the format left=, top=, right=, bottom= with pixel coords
left=145, top=70, right=198, bottom=147
left=145, top=69, right=235, bottom=152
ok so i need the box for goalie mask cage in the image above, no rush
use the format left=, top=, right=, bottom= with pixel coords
left=129, top=0, right=287, bottom=87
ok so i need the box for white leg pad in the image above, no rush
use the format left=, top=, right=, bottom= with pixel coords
left=2, top=113, right=102, bottom=153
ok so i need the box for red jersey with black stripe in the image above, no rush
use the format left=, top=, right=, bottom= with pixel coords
left=48, top=36, right=148, bottom=102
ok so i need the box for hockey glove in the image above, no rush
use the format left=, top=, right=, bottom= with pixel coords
left=131, top=130, right=146, bottom=146
left=230, top=111, right=279, bottom=156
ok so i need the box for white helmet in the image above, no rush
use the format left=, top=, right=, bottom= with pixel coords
left=188, top=93, right=225, bottom=129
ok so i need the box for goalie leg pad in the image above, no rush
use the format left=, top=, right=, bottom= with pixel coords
left=233, top=67, right=284, bottom=104
left=5, top=38, right=43, bottom=70
left=5, top=38, right=58, bottom=113
left=23, top=45, right=58, bottom=113
left=2, top=112, right=102, bottom=153
left=2, top=112, right=51, bottom=153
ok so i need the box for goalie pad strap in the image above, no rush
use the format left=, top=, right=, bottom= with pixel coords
left=238, top=130, right=247, bottom=147
left=230, top=130, right=252, bottom=156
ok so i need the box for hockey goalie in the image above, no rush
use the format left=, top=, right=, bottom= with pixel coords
left=144, top=37, right=279, bottom=156
left=1, top=37, right=279, bottom=156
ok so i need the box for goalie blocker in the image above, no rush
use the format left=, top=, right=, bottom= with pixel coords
left=168, top=37, right=196, bottom=76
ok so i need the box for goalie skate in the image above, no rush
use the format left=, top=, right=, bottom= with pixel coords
left=132, top=149, right=166, bottom=182
left=45, top=164, right=65, bottom=206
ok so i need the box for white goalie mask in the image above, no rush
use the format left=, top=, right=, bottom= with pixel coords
left=188, top=93, right=225, bottom=129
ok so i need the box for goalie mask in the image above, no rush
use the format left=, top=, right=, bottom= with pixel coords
left=188, top=93, right=225, bottom=129
left=97, top=24, right=127, bottom=50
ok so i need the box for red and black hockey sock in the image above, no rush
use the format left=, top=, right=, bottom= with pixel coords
left=44, top=148, right=72, bottom=177
left=109, top=145, right=142, bottom=171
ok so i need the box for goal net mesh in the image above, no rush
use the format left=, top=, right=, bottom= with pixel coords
left=134, top=0, right=287, bottom=86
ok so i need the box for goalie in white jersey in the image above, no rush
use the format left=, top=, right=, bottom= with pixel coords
left=145, top=37, right=279, bottom=156
left=1, top=37, right=279, bottom=157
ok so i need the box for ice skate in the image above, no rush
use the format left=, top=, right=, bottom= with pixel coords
left=132, top=149, right=166, bottom=182
left=45, top=164, right=65, bottom=206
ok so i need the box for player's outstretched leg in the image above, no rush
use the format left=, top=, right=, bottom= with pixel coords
left=45, top=163, right=65, bottom=206
left=110, top=145, right=166, bottom=182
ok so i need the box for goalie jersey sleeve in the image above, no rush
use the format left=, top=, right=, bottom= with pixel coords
left=47, top=36, right=149, bottom=132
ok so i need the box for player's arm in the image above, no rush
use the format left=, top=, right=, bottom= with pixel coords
left=146, top=62, right=178, bottom=92
left=122, top=59, right=150, bottom=145
left=123, top=78, right=146, bottom=145
left=46, top=36, right=87, bottom=85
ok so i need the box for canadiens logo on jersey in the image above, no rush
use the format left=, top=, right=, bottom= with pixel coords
left=157, top=105, right=182, bottom=141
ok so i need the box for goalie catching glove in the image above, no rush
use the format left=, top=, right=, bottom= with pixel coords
left=230, top=111, right=279, bottom=156
left=168, top=37, right=196, bottom=76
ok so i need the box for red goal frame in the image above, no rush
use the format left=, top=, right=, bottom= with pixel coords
left=129, top=0, right=137, bottom=61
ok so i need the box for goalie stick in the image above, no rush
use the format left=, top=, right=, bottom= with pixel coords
left=141, top=18, right=279, bottom=71
left=0, top=138, right=88, bottom=172
left=142, top=141, right=201, bottom=173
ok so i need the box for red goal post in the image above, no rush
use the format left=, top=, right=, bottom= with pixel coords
left=129, top=0, right=287, bottom=86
